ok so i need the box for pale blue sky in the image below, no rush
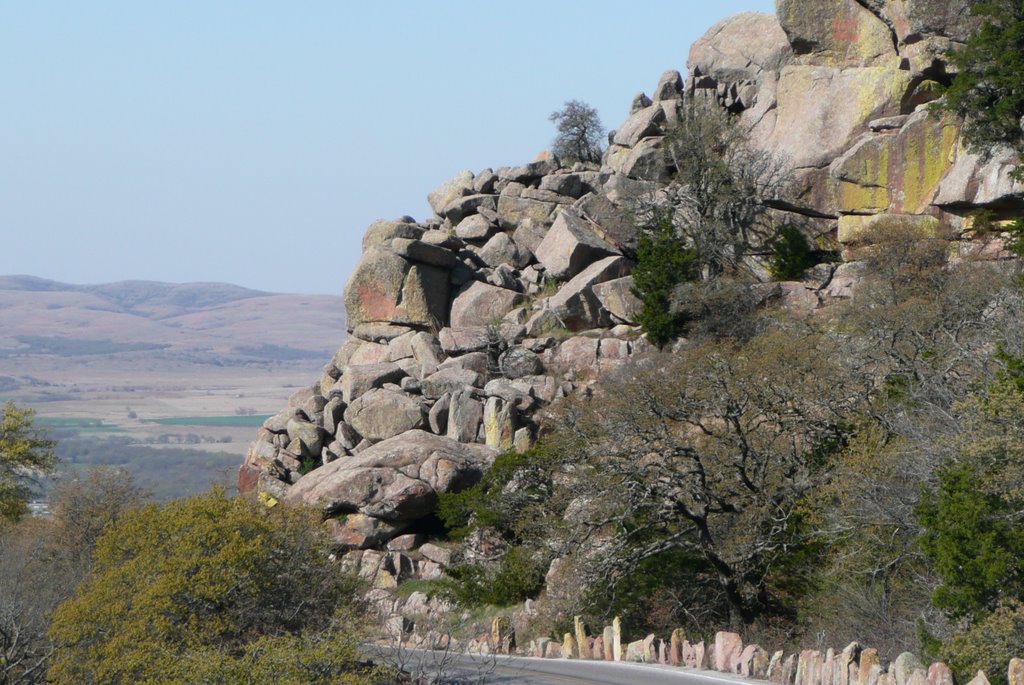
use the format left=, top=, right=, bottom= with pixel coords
left=0, top=2, right=773, bottom=294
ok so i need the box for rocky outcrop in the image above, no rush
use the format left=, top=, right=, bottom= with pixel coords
left=685, top=2, right=1021, bottom=221
left=241, top=154, right=655, bottom=552
left=241, top=0, right=1021, bottom=641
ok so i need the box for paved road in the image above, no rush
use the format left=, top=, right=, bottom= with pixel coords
left=377, top=647, right=761, bottom=685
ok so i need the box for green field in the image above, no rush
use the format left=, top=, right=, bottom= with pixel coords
left=146, top=415, right=272, bottom=427
left=36, top=417, right=125, bottom=432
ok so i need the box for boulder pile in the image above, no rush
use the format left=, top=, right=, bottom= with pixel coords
left=239, top=0, right=1023, bottom=634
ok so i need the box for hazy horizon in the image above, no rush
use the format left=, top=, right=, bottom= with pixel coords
left=2, top=2, right=773, bottom=296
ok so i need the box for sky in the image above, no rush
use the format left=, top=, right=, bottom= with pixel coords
left=0, top=1, right=774, bottom=295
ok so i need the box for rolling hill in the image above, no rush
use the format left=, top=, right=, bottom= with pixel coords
left=0, top=276, right=344, bottom=362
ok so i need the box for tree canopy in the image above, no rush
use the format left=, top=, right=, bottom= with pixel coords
left=47, top=490, right=378, bottom=685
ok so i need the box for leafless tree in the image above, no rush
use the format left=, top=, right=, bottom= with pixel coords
left=630, top=98, right=790, bottom=279
left=549, top=100, right=604, bottom=164
left=543, top=323, right=867, bottom=630
left=370, top=611, right=498, bottom=685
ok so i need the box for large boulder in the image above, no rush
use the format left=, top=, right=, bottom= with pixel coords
left=361, top=219, right=422, bottom=250
left=688, top=11, right=791, bottom=84
left=343, top=388, right=426, bottom=442
left=455, top=214, right=497, bottom=241
left=428, top=170, right=474, bottom=216
left=543, top=336, right=600, bottom=375
left=574, top=193, right=638, bottom=254
left=496, top=195, right=560, bottom=232
left=478, top=232, right=528, bottom=268
left=421, top=367, right=483, bottom=400
left=777, top=0, right=895, bottom=65
left=605, top=137, right=670, bottom=181
left=592, top=276, right=642, bottom=324
left=390, top=238, right=459, bottom=269
left=934, top=143, right=1024, bottom=210
left=443, top=193, right=498, bottom=224
left=713, top=632, right=744, bottom=673
left=858, top=0, right=981, bottom=75
left=449, top=281, right=524, bottom=328
left=546, top=256, right=632, bottom=331
left=343, top=246, right=450, bottom=330
left=447, top=390, right=484, bottom=442
left=285, top=418, right=324, bottom=458
left=612, top=104, right=667, bottom=147
left=499, top=346, right=544, bottom=379
left=340, top=362, right=407, bottom=404
left=286, top=430, right=497, bottom=521
left=745, top=60, right=912, bottom=213
left=325, top=513, right=408, bottom=551
left=536, top=209, right=619, bottom=281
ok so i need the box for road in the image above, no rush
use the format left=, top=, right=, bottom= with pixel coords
left=376, top=647, right=762, bottom=685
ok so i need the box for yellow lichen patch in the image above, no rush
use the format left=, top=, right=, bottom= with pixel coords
left=837, top=181, right=890, bottom=214
left=896, top=120, right=960, bottom=213
left=851, top=64, right=912, bottom=125
left=831, top=110, right=961, bottom=216
left=838, top=215, right=870, bottom=244
left=832, top=137, right=892, bottom=213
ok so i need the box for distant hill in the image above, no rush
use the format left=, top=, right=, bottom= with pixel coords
left=0, top=276, right=345, bottom=363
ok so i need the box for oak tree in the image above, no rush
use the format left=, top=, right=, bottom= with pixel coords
left=47, top=490, right=376, bottom=685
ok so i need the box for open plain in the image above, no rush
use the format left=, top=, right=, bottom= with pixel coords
left=0, top=276, right=345, bottom=497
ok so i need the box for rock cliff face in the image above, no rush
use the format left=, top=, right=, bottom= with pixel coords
left=239, top=0, right=1019, bottom=595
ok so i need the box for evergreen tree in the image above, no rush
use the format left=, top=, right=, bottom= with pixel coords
left=768, top=224, right=817, bottom=280
left=630, top=212, right=699, bottom=347
left=941, top=0, right=1024, bottom=175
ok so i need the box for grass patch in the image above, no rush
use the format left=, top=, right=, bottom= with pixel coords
left=36, top=417, right=124, bottom=432
left=146, top=415, right=271, bottom=427
left=395, top=578, right=452, bottom=599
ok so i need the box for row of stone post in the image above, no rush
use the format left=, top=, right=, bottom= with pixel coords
left=523, top=617, right=1024, bottom=685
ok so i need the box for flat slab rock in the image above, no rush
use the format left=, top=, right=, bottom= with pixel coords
left=286, top=430, right=496, bottom=522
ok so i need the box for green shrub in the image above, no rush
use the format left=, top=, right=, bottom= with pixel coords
left=768, top=225, right=817, bottom=280
left=917, top=462, right=1024, bottom=620
left=767, top=225, right=841, bottom=281
left=437, top=446, right=554, bottom=540
left=444, top=546, right=548, bottom=608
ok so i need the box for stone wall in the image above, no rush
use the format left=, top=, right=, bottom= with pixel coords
left=496, top=618, right=1013, bottom=685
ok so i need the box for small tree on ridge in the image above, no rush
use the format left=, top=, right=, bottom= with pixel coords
left=549, top=100, right=605, bottom=164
